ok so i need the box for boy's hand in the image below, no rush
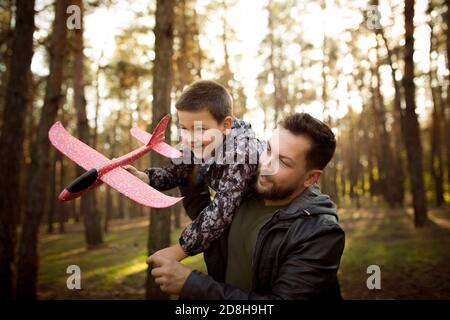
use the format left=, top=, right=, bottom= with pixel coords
left=122, top=165, right=150, bottom=184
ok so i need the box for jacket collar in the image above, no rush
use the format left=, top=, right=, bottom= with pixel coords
left=277, top=184, right=338, bottom=220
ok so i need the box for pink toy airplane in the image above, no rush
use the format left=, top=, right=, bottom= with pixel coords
left=48, top=114, right=183, bottom=208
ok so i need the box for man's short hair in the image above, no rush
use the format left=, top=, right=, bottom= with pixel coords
left=279, top=113, right=336, bottom=170
left=175, top=80, right=233, bottom=123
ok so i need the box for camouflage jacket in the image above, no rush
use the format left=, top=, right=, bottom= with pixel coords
left=144, top=118, right=264, bottom=255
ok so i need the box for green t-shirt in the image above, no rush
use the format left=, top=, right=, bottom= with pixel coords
left=225, top=195, right=284, bottom=291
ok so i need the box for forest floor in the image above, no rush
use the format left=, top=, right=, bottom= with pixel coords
left=37, top=206, right=450, bottom=299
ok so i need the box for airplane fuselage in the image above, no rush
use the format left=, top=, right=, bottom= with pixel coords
left=58, top=144, right=153, bottom=201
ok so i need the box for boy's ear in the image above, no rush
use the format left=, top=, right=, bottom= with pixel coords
left=223, top=116, right=233, bottom=134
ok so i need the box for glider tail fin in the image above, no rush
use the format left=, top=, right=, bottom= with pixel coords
left=148, top=114, right=170, bottom=147
left=130, top=114, right=182, bottom=158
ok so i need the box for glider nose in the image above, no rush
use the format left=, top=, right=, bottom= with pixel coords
left=58, top=189, right=71, bottom=201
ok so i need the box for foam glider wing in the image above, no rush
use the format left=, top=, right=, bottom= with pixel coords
left=49, top=122, right=182, bottom=208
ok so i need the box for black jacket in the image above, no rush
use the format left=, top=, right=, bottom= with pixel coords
left=178, top=180, right=345, bottom=300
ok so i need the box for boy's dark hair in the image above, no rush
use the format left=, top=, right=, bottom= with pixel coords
left=279, top=113, right=336, bottom=170
left=175, top=80, right=233, bottom=123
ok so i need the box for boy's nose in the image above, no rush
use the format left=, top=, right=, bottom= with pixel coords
left=190, top=140, right=203, bottom=149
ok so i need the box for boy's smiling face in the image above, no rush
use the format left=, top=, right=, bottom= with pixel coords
left=177, top=109, right=233, bottom=159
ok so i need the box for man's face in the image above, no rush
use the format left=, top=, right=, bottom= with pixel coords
left=177, top=109, right=232, bottom=159
left=256, top=128, right=322, bottom=201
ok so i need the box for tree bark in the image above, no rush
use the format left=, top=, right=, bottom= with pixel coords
left=15, top=0, right=68, bottom=299
left=104, top=108, right=121, bottom=232
left=371, top=0, right=405, bottom=208
left=104, top=133, right=113, bottom=233
left=47, top=149, right=57, bottom=233
left=0, top=0, right=14, bottom=129
left=146, top=0, right=175, bottom=300
left=444, top=0, right=450, bottom=184
left=57, top=107, right=68, bottom=234
left=57, top=152, right=66, bottom=234
left=427, top=8, right=445, bottom=206
left=72, top=0, right=103, bottom=248
left=267, top=3, right=283, bottom=126
left=401, top=0, right=427, bottom=226
left=0, top=0, right=36, bottom=300
left=370, top=43, right=399, bottom=207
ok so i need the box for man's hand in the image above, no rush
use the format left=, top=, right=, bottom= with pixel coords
left=122, top=165, right=149, bottom=184
left=147, top=254, right=193, bottom=295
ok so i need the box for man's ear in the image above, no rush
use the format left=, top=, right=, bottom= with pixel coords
left=303, top=170, right=322, bottom=188
left=223, top=116, right=233, bottom=134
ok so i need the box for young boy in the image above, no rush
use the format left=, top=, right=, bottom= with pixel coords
left=124, top=80, right=263, bottom=261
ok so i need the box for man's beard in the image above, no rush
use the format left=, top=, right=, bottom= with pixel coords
left=255, top=174, right=299, bottom=201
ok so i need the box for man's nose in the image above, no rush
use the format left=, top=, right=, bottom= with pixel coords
left=259, top=152, right=272, bottom=170
left=261, top=154, right=279, bottom=175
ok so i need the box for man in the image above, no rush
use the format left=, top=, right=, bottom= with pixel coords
left=149, top=113, right=345, bottom=300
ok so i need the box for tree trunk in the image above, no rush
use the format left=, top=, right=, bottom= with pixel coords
left=347, top=110, right=359, bottom=203
left=93, top=50, right=104, bottom=150
left=401, top=0, right=427, bottom=226
left=146, top=0, right=175, bottom=300
left=72, top=197, right=79, bottom=222
left=220, top=0, right=232, bottom=89
left=72, top=0, right=103, bottom=248
left=104, top=133, right=113, bottom=233
left=104, top=187, right=112, bottom=233
left=173, top=200, right=181, bottom=230
left=429, top=84, right=445, bottom=206
left=47, top=149, right=57, bottom=233
left=0, top=0, right=36, bottom=300
left=428, top=10, right=445, bottom=206
left=444, top=0, right=450, bottom=184
left=104, top=108, right=121, bottom=232
left=15, top=0, right=67, bottom=299
left=319, top=0, right=338, bottom=203
left=174, top=0, right=196, bottom=93
left=57, top=151, right=66, bottom=233
left=267, top=4, right=283, bottom=126
left=370, top=43, right=399, bottom=207
left=373, top=0, right=405, bottom=209
left=55, top=102, right=67, bottom=233
left=0, top=0, right=14, bottom=129
left=118, top=185, right=125, bottom=219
